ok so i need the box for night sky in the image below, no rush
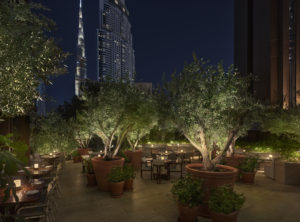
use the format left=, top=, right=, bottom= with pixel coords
left=37, top=0, right=234, bottom=108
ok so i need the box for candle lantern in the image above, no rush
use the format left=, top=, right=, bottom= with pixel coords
left=34, top=163, right=39, bottom=169
left=180, top=149, right=183, bottom=153
left=14, top=179, right=21, bottom=188
left=50, top=152, right=53, bottom=156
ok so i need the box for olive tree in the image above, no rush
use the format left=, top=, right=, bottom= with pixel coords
left=0, top=1, right=67, bottom=118
left=80, top=81, right=139, bottom=159
left=126, top=93, right=159, bottom=151
left=164, top=56, right=262, bottom=170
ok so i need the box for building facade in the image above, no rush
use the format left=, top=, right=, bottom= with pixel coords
left=97, top=0, right=135, bottom=82
left=75, top=0, right=87, bottom=96
left=234, top=0, right=300, bottom=107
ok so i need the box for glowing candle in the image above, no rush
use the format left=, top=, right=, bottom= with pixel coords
left=165, top=150, right=168, bottom=154
left=269, top=154, right=273, bottom=159
left=151, top=144, right=154, bottom=148
left=98, top=154, right=101, bottom=157
left=180, top=149, right=183, bottom=153
left=14, top=179, right=21, bottom=188
left=50, top=152, right=53, bottom=156
left=34, top=163, right=39, bottom=169
left=161, top=156, right=165, bottom=160
left=243, top=149, right=246, bottom=153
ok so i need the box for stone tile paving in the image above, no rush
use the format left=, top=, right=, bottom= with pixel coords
left=56, top=162, right=300, bottom=222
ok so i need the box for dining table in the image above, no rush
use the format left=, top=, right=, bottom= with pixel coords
left=24, top=166, right=53, bottom=179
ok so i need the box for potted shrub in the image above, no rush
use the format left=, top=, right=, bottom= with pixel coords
left=108, top=167, right=125, bottom=198
left=208, top=185, right=245, bottom=222
left=162, top=56, right=262, bottom=217
left=171, top=174, right=204, bottom=222
left=123, top=165, right=136, bottom=191
left=240, top=157, right=259, bottom=183
left=85, top=159, right=96, bottom=186
left=71, top=150, right=81, bottom=163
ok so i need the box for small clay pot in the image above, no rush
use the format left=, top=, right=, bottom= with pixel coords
left=211, top=211, right=239, bottom=222
left=241, top=172, right=256, bottom=183
left=178, top=204, right=199, bottom=222
left=87, top=173, right=97, bottom=186
left=110, top=181, right=125, bottom=198
left=124, top=179, right=133, bottom=191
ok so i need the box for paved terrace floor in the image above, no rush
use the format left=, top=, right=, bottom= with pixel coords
left=56, top=162, right=300, bottom=222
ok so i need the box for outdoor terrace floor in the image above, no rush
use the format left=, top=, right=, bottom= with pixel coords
left=56, top=162, right=300, bottom=222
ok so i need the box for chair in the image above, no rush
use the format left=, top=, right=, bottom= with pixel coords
left=152, top=159, right=169, bottom=184
left=17, top=183, right=56, bottom=222
left=141, top=157, right=153, bottom=179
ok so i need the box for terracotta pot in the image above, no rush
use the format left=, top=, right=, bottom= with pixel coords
left=73, top=156, right=81, bottom=163
left=124, top=150, right=143, bottom=169
left=185, top=164, right=238, bottom=218
left=92, top=157, right=125, bottom=191
left=110, top=181, right=125, bottom=198
left=211, top=211, right=239, bottom=222
left=77, top=148, right=92, bottom=155
left=86, top=173, right=97, bottom=186
left=178, top=204, right=200, bottom=222
left=241, top=171, right=256, bottom=183
left=124, top=179, right=133, bottom=191
left=225, top=154, right=246, bottom=181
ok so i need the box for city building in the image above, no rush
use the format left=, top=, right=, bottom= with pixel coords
left=75, top=0, right=87, bottom=96
left=97, top=0, right=135, bottom=82
left=234, top=0, right=300, bottom=107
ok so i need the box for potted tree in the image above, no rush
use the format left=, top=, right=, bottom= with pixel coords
left=108, top=167, right=125, bottom=198
left=208, top=185, right=245, bottom=222
left=125, top=93, right=158, bottom=169
left=239, top=157, right=259, bottom=183
left=71, top=150, right=81, bottom=163
left=123, top=165, right=136, bottom=191
left=80, top=81, right=144, bottom=191
left=85, top=159, right=96, bottom=186
left=163, top=56, right=262, bottom=217
left=171, top=174, right=204, bottom=222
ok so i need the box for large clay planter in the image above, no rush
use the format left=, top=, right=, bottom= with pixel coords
left=124, top=179, right=133, bottom=191
left=124, top=150, right=143, bottom=169
left=86, top=173, right=97, bottom=186
left=110, top=181, right=125, bottom=198
left=92, top=157, right=124, bottom=191
left=185, top=164, right=238, bottom=218
left=211, top=211, right=239, bottom=222
left=178, top=204, right=200, bottom=222
left=225, top=154, right=246, bottom=181
left=241, top=172, right=256, bottom=183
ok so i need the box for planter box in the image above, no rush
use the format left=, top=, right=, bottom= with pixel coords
left=274, top=160, right=300, bottom=186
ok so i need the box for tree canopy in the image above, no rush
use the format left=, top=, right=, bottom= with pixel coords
left=0, top=1, right=67, bottom=118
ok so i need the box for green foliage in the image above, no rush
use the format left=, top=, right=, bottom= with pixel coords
left=71, top=150, right=80, bottom=158
left=163, top=55, right=262, bottom=170
left=118, top=150, right=130, bottom=163
left=262, top=107, right=300, bottom=143
left=108, top=167, right=125, bottom=183
left=126, top=93, right=159, bottom=151
left=0, top=1, right=67, bottom=118
left=171, top=174, right=204, bottom=208
left=123, top=165, right=136, bottom=180
left=237, top=133, right=300, bottom=161
left=30, top=112, right=77, bottom=154
left=239, top=157, right=259, bottom=173
left=0, top=151, right=26, bottom=202
left=85, top=159, right=94, bottom=174
left=0, top=134, right=28, bottom=164
left=208, top=185, right=245, bottom=214
left=80, top=81, right=148, bottom=159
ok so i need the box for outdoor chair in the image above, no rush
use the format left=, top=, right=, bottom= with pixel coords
left=152, top=159, right=169, bottom=184
left=141, top=157, right=153, bottom=179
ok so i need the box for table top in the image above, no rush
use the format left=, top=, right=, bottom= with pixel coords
left=41, top=154, right=60, bottom=159
left=0, top=185, right=42, bottom=207
left=25, top=166, right=52, bottom=176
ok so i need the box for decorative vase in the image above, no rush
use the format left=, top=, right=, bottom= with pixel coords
left=92, top=156, right=124, bottom=191
left=124, top=179, right=133, bottom=191
left=110, top=181, right=125, bottom=198
left=178, top=204, right=200, bottom=222
left=210, top=211, right=239, bottom=222
left=185, top=163, right=238, bottom=218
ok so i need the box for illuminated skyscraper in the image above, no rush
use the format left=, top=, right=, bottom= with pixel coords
left=75, top=0, right=87, bottom=96
left=97, top=0, right=135, bottom=81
